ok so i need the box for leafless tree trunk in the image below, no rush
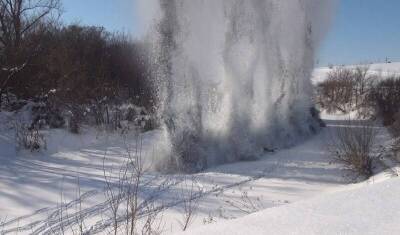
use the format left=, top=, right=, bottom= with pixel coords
left=0, top=0, right=61, bottom=52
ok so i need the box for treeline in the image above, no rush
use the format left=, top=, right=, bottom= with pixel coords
left=316, top=66, right=400, bottom=126
left=2, top=24, right=153, bottom=105
left=316, top=67, right=371, bottom=115
left=0, top=0, right=155, bottom=133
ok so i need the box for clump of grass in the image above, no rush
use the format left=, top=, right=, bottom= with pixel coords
left=329, top=120, right=378, bottom=178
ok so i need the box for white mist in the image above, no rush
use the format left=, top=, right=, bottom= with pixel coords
left=139, top=0, right=337, bottom=171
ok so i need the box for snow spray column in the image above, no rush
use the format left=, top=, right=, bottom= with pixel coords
left=143, top=0, right=336, bottom=172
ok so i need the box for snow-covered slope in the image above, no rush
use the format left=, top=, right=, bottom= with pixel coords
left=312, top=62, right=400, bottom=85
left=0, top=114, right=355, bottom=234
left=0, top=92, right=399, bottom=233
left=181, top=176, right=400, bottom=235
left=1, top=114, right=396, bottom=234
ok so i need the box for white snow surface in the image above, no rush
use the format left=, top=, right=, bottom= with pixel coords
left=180, top=176, right=400, bottom=235
left=0, top=99, right=399, bottom=234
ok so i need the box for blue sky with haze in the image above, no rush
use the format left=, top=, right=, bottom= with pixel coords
left=62, top=0, right=400, bottom=66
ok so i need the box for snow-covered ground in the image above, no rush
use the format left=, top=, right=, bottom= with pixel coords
left=180, top=176, right=400, bottom=235
left=1, top=62, right=400, bottom=234
left=0, top=111, right=397, bottom=234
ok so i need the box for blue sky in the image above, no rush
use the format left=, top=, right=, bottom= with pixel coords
left=62, top=0, right=400, bottom=66
left=62, top=0, right=138, bottom=34
left=318, top=0, right=400, bottom=66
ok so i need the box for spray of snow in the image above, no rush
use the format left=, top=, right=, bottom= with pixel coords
left=138, top=0, right=337, bottom=171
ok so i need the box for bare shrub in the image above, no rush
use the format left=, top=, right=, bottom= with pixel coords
left=224, top=190, right=263, bottom=215
left=52, top=177, right=88, bottom=235
left=389, top=112, right=400, bottom=138
left=140, top=202, right=164, bottom=235
left=0, top=217, right=5, bottom=234
left=316, top=66, right=374, bottom=118
left=389, top=113, right=400, bottom=161
left=103, top=130, right=164, bottom=235
left=202, top=214, right=216, bottom=225
left=103, top=155, right=127, bottom=235
left=317, top=67, right=356, bottom=113
left=74, top=177, right=86, bottom=235
left=15, top=121, right=46, bottom=152
left=179, top=177, right=200, bottom=231
left=58, top=178, right=66, bottom=235
left=329, top=120, right=378, bottom=177
left=66, top=105, right=84, bottom=134
left=317, top=67, right=400, bottom=127
left=369, top=76, right=400, bottom=126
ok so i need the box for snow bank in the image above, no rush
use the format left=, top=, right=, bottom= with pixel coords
left=181, top=177, right=400, bottom=235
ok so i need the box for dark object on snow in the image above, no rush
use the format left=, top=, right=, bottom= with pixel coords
left=310, top=107, right=326, bottom=128
left=263, top=147, right=275, bottom=153
left=31, top=102, right=65, bottom=129
left=15, top=123, right=47, bottom=152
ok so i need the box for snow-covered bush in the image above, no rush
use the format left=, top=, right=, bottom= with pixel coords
left=0, top=92, right=26, bottom=111
left=87, top=99, right=154, bottom=133
left=329, top=120, right=377, bottom=178
left=65, top=105, right=83, bottom=134
left=14, top=121, right=46, bottom=152
left=30, top=99, right=65, bottom=129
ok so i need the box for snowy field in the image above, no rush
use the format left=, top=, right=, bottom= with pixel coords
left=0, top=64, right=399, bottom=234
left=180, top=176, right=400, bottom=235
left=0, top=113, right=398, bottom=234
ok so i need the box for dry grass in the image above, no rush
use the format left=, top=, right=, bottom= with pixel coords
left=14, top=121, right=46, bottom=152
left=329, top=120, right=378, bottom=178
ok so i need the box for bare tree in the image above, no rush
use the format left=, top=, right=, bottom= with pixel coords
left=316, top=66, right=375, bottom=118
left=370, top=76, right=400, bottom=126
left=0, top=0, right=61, bottom=105
left=0, top=0, right=61, bottom=53
left=352, top=66, right=370, bottom=108
left=317, top=67, right=355, bottom=113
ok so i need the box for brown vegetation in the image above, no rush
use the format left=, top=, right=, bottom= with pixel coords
left=329, top=120, right=377, bottom=178
left=316, top=66, right=372, bottom=115
left=0, top=0, right=155, bottom=133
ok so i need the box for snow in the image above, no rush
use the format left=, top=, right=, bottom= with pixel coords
left=1, top=111, right=395, bottom=234
left=179, top=176, right=400, bottom=235
left=0, top=113, right=355, bottom=234
left=0, top=63, right=399, bottom=233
